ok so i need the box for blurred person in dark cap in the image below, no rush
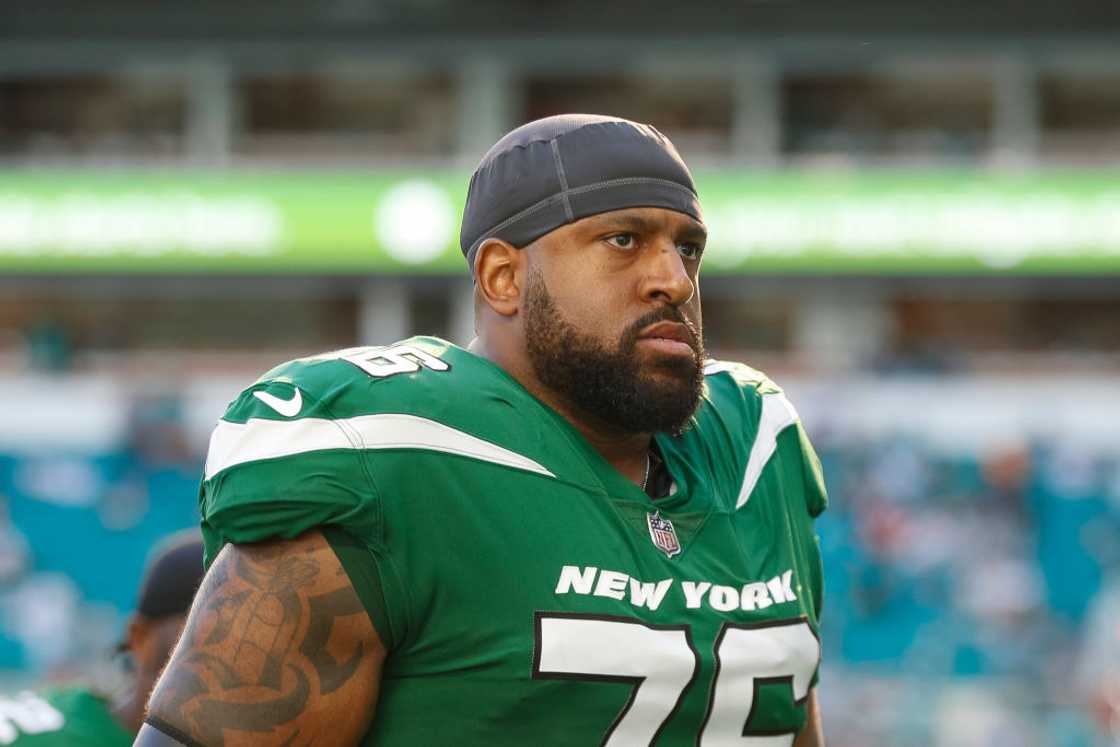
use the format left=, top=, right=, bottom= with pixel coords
left=0, top=531, right=203, bottom=745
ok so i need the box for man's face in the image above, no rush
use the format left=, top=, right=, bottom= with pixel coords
left=521, top=206, right=707, bottom=436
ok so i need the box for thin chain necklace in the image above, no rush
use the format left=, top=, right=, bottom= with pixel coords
left=640, top=452, right=651, bottom=493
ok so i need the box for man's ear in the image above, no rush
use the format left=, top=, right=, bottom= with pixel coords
left=474, top=238, right=525, bottom=318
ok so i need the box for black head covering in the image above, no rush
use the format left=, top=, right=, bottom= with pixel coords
left=135, top=531, right=204, bottom=619
left=460, top=113, right=702, bottom=271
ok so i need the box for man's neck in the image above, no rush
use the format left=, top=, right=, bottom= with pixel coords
left=468, top=336, right=651, bottom=486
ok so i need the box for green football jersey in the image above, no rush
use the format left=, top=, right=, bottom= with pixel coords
left=0, top=688, right=132, bottom=746
left=201, top=336, right=828, bottom=746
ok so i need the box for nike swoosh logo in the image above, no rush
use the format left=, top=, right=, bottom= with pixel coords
left=253, top=388, right=303, bottom=417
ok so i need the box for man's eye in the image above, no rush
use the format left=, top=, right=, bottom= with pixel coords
left=677, top=242, right=703, bottom=260
left=606, top=234, right=636, bottom=250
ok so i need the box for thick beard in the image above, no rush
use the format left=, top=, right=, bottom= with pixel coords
left=522, top=270, right=705, bottom=436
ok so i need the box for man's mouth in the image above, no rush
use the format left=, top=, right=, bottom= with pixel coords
left=636, top=321, right=697, bottom=358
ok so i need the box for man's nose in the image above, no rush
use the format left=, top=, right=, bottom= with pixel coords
left=639, top=242, right=695, bottom=307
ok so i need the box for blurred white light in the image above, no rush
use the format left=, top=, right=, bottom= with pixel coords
left=374, top=180, right=455, bottom=264
left=703, top=191, right=1120, bottom=269
left=0, top=192, right=281, bottom=256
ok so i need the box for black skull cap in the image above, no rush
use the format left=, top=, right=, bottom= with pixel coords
left=135, top=530, right=204, bottom=620
left=460, top=113, right=702, bottom=272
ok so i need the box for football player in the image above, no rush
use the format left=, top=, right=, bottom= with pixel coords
left=1, top=531, right=203, bottom=746
left=139, top=114, right=828, bottom=746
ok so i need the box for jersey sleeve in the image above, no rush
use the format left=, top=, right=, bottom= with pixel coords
left=774, top=421, right=827, bottom=630
left=703, top=360, right=828, bottom=621
left=798, top=423, right=828, bottom=627
left=794, top=421, right=829, bottom=519
left=702, top=359, right=829, bottom=519
left=199, top=371, right=408, bottom=648
left=783, top=419, right=827, bottom=688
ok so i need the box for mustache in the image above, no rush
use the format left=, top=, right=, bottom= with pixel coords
left=621, top=306, right=702, bottom=353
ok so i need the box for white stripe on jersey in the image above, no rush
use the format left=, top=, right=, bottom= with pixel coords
left=205, top=412, right=556, bottom=480
left=735, top=392, right=800, bottom=510
left=701, top=360, right=738, bottom=376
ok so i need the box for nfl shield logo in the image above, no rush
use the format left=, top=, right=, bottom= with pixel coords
left=647, top=511, right=681, bottom=558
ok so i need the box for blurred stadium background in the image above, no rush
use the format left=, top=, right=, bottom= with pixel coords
left=2, top=2, right=1119, bottom=744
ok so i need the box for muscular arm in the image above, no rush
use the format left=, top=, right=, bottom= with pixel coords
left=137, top=530, right=385, bottom=746
left=793, top=689, right=824, bottom=747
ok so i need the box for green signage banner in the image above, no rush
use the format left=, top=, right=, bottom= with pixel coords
left=0, top=170, right=1118, bottom=274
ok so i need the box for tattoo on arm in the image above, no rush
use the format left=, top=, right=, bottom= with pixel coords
left=146, top=532, right=383, bottom=746
left=300, top=588, right=366, bottom=696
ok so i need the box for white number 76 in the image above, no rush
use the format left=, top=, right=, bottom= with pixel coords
left=533, top=613, right=819, bottom=746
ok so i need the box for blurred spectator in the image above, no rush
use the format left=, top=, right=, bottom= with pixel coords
left=0, top=498, right=31, bottom=586
left=100, top=393, right=199, bottom=532
left=0, top=531, right=203, bottom=745
left=124, top=395, right=194, bottom=473
left=22, top=319, right=72, bottom=374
